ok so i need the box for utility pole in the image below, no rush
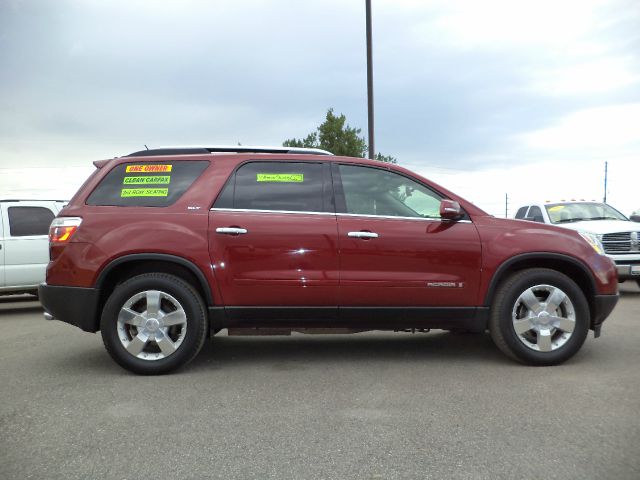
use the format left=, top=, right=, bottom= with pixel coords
left=365, top=0, right=375, bottom=160
left=603, top=161, right=608, bottom=203
left=505, top=193, right=509, bottom=218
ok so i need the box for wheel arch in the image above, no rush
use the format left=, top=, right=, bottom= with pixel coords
left=484, top=253, right=598, bottom=326
left=95, top=254, right=214, bottom=314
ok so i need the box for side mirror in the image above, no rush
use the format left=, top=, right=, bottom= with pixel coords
left=440, top=199, right=463, bottom=220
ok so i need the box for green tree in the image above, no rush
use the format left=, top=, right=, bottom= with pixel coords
left=284, top=108, right=397, bottom=163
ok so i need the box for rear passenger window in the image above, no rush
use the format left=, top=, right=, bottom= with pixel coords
left=214, top=162, right=326, bottom=212
left=8, top=207, right=55, bottom=236
left=86, top=161, right=209, bottom=207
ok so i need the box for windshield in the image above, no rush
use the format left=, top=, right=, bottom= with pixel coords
left=545, top=202, right=628, bottom=224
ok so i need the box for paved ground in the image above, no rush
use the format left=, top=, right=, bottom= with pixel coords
left=1, top=283, right=639, bottom=480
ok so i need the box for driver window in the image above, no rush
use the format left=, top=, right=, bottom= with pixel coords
left=337, top=164, right=442, bottom=218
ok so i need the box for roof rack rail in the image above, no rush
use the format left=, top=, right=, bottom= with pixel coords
left=126, top=145, right=333, bottom=157
left=0, top=199, right=67, bottom=203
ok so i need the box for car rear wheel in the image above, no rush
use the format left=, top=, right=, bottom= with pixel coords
left=100, top=273, right=207, bottom=375
left=489, top=268, right=590, bottom=365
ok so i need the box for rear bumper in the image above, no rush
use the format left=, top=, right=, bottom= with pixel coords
left=38, top=283, right=100, bottom=333
left=591, top=293, right=619, bottom=337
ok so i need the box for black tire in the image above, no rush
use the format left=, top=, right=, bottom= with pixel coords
left=489, top=268, right=590, bottom=366
left=100, top=273, right=207, bottom=375
left=636, top=279, right=640, bottom=290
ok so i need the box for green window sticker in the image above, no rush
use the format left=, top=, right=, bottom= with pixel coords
left=121, top=188, right=169, bottom=198
left=123, top=176, right=171, bottom=185
left=256, top=173, right=304, bottom=183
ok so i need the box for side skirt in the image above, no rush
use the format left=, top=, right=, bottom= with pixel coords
left=208, top=306, right=489, bottom=334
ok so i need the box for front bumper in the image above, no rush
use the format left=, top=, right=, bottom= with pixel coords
left=615, top=262, right=640, bottom=281
left=38, top=283, right=100, bottom=333
left=591, top=293, right=619, bottom=337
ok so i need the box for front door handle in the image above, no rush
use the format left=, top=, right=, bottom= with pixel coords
left=216, top=227, right=248, bottom=235
left=347, top=231, right=379, bottom=239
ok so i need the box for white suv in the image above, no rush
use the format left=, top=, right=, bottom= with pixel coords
left=0, top=200, right=66, bottom=295
left=515, top=201, right=640, bottom=286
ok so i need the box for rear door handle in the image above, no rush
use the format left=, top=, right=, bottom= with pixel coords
left=347, top=231, right=379, bottom=239
left=215, top=227, right=248, bottom=235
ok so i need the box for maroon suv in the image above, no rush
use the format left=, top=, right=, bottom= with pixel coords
left=39, top=146, right=618, bottom=374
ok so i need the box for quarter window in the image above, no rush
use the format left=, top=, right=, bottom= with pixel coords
left=214, top=162, right=326, bottom=212
left=8, top=206, right=55, bottom=236
left=337, top=164, right=443, bottom=218
left=86, top=161, right=209, bottom=207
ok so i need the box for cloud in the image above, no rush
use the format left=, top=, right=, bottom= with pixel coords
left=527, top=58, right=639, bottom=97
left=0, top=0, right=638, bottom=213
left=521, top=103, right=640, bottom=151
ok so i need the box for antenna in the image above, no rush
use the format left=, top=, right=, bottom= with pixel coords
left=144, top=144, right=149, bottom=150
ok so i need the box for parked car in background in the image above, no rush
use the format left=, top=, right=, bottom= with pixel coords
left=1, top=200, right=66, bottom=296
left=39, top=147, right=618, bottom=374
left=514, top=201, right=640, bottom=286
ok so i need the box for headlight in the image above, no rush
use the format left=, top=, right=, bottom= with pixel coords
left=578, top=231, right=605, bottom=255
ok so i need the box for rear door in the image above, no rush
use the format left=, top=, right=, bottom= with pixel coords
left=1, top=202, right=56, bottom=289
left=208, top=161, right=339, bottom=314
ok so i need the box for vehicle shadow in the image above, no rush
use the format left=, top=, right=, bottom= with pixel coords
left=53, top=343, right=120, bottom=374
left=53, top=332, right=509, bottom=376
left=190, top=331, right=509, bottom=371
left=619, top=282, right=640, bottom=297
left=0, top=296, right=42, bottom=315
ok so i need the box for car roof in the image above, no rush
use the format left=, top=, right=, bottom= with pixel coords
left=95, top=151, right=394, bottom=170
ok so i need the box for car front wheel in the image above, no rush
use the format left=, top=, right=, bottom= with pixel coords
left=100, top=273, right=207, bottom=375
left=489, top=268, right=590, bottom=365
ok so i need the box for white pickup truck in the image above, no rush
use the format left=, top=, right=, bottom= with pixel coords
left=0, top=200, right=65, bottom=296
left=514, top=201, right=640, bottom=286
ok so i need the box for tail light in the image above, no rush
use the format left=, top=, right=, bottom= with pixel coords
left=49, top=217, right=82, bottom=243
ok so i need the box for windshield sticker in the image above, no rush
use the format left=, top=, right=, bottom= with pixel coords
left=123, top=176, right=171, bottom=185
left=121, top=188, right=169, bottom=198
left=548, top=206, right=565, bottom=212
left=256, top=173, right=304, bottom=183
left=125, top=164, right=173, bottom=173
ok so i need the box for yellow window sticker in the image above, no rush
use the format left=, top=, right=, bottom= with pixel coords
left=123, top=176, right=171, bottom=185
left=125, top=164, right=173, bottom=173
left=256, top=173, right=304, bottom=183
left=548, top=206, right=565, bottom=212
left=121, top=188, right=169, bottom=197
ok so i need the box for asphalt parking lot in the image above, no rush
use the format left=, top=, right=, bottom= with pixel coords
left=1, top=284, right=639, bottom=480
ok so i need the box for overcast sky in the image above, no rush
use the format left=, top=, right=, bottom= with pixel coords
left=1, top=0, right=638, bottom=215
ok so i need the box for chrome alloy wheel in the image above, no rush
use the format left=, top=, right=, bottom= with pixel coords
left=511, top=284, right=576, bottom=353
left=116, top=290, right=187, bottom=361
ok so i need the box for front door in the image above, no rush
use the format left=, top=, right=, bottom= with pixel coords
left=208, top=161, right=339, bottom=313
left=334, top=163, right=482, bottom=308
left=0, top=212, right=5, bottom=288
